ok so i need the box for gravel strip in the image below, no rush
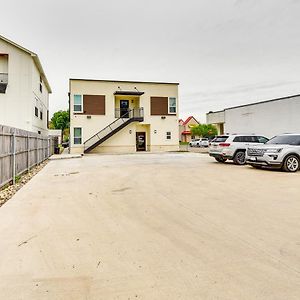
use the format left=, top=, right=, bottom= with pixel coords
left=0, top=161, right=48, bottom=207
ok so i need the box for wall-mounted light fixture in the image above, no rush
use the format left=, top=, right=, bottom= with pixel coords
left=161, top=116, right=166, bottom=119
left=131, top=100, right=134, bottom=103
left=87, top=115, right=91, bottom=119
left=129, top=129, right=132, bottom=134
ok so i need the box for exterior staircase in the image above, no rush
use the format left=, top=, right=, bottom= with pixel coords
left=84, top=108, right=144, bottom=153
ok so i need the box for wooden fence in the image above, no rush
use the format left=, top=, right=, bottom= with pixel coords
left=0, top=124, right=57, bottom=189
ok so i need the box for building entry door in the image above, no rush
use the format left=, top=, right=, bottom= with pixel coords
left=120, top=100, right=129, bottom=118
left=136, top=132, right=146, bottom=151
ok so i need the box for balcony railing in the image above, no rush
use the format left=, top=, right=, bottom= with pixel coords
left=115, top=107, right=144, bottom=119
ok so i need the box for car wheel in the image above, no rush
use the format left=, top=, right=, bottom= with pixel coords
left=215, top=157, right=227, bottom=163
left=282, top=155, right=299, bottom=172
left=233, top=151, right=246, bottom=165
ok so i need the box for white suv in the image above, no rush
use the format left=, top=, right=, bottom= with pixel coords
left=209, top=134, right=269, bottom=165
left=189, top=139, right=200, bottom=147
left=199, top=138, right=209, bottom=147
left=246, top=134, right=300, bottom=172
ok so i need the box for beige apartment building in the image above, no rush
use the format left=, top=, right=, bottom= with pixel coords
left=0, top=35, right=51, bottom=135
left=69, top=79, right=179, bottom=154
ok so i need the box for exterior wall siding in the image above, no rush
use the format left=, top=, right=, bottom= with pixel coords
left=0, top=38, right=50, bottom=135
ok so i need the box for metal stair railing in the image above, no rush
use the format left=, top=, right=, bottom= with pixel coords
left=84, top=108, right=144, bottom=151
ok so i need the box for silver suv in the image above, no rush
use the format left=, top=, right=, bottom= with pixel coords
left=209, top=134, right=269, bottom=165
left=246, top=134, right=300, bottom=172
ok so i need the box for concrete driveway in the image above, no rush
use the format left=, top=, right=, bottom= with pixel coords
left=0, top=153, right=300, bottom=299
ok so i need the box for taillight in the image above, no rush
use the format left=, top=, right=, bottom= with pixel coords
left=219, top=143, right=231, bottom=147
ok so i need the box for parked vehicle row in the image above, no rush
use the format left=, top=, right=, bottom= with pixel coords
left=209, top=133, right=300, bottom=172
left=189, top=138, right=209, bottom=147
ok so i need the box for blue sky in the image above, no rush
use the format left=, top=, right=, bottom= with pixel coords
left=1, top=0, right=300, bottom=122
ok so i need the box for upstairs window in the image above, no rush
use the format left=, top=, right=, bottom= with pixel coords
left=40, top=110, right=43, bottom=120
left=39, top=76, right=43, bottom=93
left=35, top=106, right=39, bottom=117
left=168, top=97, right=177, bottom=114
left=74, top=127, right=82, bottom=144
left=166, top=131, right=172, bottom=140
left=74, top=95, right=83, bottom=112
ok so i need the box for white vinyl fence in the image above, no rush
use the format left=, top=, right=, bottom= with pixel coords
left=0, top=124, right=57, bottom=188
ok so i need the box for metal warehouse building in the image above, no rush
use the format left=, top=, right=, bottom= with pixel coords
left=206, top=94, right=300, bottom=138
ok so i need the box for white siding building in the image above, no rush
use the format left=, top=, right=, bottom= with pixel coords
left=207, top=94, right=300, bottom=138
left=0, top=35, right=52, bottom=135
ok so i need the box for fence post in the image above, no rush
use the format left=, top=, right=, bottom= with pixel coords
left=12, top=132, right=16, bottom=185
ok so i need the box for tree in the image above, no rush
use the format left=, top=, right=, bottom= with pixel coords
left=50, top=110, right=70, bottom=143
left=191, top=124, right=218, bottom=138
left=201, top=124, right=218, bottom=138
left=190, top=124, right=203, bottom=137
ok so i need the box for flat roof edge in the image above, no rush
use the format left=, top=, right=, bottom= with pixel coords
left=207, top=93, right=300, bottom=114
left=69, top=78, right=179, bottom=85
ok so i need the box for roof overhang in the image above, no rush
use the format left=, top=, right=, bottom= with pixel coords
left=0, top=35, right=52, bottom=94
left=182, top=131, right=191, bottom=135
left=114, top=91, right=144, bottom=96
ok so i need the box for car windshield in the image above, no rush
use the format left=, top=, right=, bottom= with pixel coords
left=214, top=136, right=228, bottom=142
left=266, top=135, right=300, bottom=145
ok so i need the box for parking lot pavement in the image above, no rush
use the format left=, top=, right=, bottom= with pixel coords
left=0, top=152, right=300, bottom=299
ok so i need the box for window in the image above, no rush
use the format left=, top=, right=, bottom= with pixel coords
left=166, top=131, right=171, bottom=140
left=74, top=95, right=83, bottom=112
left=39, top=76, right=43, bottom=93
left=168, top=97, right=177, bottom=114
left=215, top=136, right=228, bottom=142
left=35, top=106, right=38, bottom=117
left=233, top=136, right=256, bottom=143
left=257, top=136, right=269, bottom=144
left=267, top=135, right=300, bottom=146
left=233, top=136, right=242, bottom=142
left=74, top=128, right=82, bottom=144
left=40, top=111, right=43, bottom=120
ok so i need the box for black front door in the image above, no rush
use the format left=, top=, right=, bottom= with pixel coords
left=120, top=100, right=129, bottom=118
left=136, top=132, right=146, bottom=151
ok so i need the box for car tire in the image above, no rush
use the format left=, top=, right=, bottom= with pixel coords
left=282, top=155, right=300, bottom=172
left=233, top=151, right=246, bottom=165
left=215, top=157, right=227, bottom=163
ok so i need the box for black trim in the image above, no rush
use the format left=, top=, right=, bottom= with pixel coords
left=209, top=153, right=233, bottom=160
left=247, top=160, right=282, bottom=169
left=114, top=91, right=144, bottom=96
